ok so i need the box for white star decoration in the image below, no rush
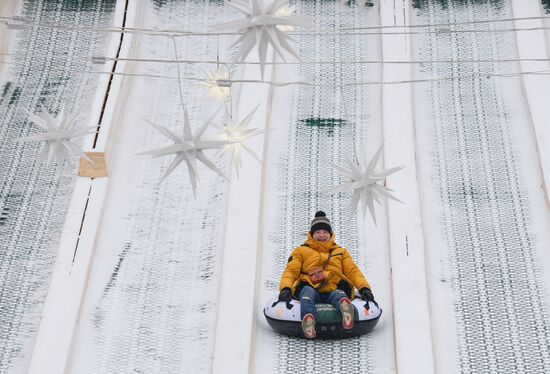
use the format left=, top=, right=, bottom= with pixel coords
left=275, top=4, right=297, bottom=32
left=213, top=0, right=305, bottom=78
left=214, top=106, right=264, bottom=177
left=16, top=106, right=94, bottom=170
left=325, top=146, right=404, bottom=224
left=141, top=108, right=234, bottom=195
left=201, top=68, right=231, bottom=102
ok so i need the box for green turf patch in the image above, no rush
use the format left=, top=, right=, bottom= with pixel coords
left=412, top=0, right=502, bottom=10
left=299, top=117, right=346, bottom=135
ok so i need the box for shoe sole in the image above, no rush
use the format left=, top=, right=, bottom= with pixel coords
left=302, top=316, right=316, bottom=339
left=340, top=300, right=354, bottom=330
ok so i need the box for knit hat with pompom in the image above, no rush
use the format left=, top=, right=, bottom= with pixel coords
left=309, top=211, right=332, bottom=235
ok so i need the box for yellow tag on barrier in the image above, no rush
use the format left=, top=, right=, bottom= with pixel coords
left=78, top=152, right=108, bottom=178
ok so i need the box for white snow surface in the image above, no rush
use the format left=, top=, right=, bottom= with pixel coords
left=2, top=0, right=550, bottom=373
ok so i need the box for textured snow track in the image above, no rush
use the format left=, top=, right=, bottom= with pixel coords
left=67, top=2, right=240, bottom=373
left=0, top=1, right=115, bottom=373
left=412, top=1, right=550, bottom=372
left=252, top=2, right=394, bottom=373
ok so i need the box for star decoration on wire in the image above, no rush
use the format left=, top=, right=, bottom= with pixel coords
left=214, top=106, right=264, bottom=177
left=201, top=68, right=232, bottom=102
left=275, top=4, right=297, bottom=32
left=16, top=106, right=95, bottom=170
left=212, top=0, right=305, bottom=78
left=325, top=146, right=404, bottom=224
left=140, top=108, right=234, bottom=195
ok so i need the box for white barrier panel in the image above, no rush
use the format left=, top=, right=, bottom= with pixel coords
left=380, top=0, right=435, bottom=373
left=27, top=1, right=140, bottom=373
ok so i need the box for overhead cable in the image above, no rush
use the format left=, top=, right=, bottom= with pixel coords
left=2, top=15, right=550, bottom=37
left=3, top=52, right=550, bottom=67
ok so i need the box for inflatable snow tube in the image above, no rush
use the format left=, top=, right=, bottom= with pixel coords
left=264, top=297, right=381, bottom=339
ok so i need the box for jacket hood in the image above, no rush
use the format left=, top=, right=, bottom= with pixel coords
left=305, top=232, right=338, bottom=253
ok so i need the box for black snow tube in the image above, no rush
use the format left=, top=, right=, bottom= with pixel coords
left=264, top=297, right=382, bottom=339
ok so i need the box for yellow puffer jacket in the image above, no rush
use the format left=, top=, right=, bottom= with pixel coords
left=279, top=233, right=371, bottom=296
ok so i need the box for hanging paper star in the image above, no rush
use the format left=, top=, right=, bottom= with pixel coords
left=212, top=0, right=305, bottom=78
left=201, top=68, right=232, bottom=102
left=214, top=106, right=264, bottom=177
left=16, top=106, right=95, bottom=170
left=325, top=146, right=404, bottom=224
left=141, top=108, right=234, bottom=195
left=275, top=4, right=297, bottom=32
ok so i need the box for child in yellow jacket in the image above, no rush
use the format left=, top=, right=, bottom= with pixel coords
left=278, top=211, right=376, bottom=338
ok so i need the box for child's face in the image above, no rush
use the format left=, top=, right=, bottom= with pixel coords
left=312, top=229, right=331, bottom=242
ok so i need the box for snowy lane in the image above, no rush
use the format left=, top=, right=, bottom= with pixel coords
left=0, top=1, right=115, bottom=373
left=412, top=1, right=550, bottom=372
left=67, top=2, right=241, bottom=373
left=252, top=2, right=395, bottom=373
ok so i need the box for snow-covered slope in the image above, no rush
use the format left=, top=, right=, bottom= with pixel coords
left=1, top=0, right=550, bottom=373
left=0, top=1, right=116, bottom=372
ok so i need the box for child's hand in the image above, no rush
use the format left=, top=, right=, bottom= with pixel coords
left=360, top=287, right=375, bottom=302
left=278, top=288, right=292, bottom=303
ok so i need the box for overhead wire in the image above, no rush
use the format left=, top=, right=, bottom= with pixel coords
left=2, top=57, right=546, bottom=87
left=1, top=10, right=549, bottom=89
left=3, top=13, right=550, bottom=30
left=3, top=51, right=550, bottom=67
left=2, top=9, right=550, bottom=83
left=341, top=14, right=550, bottom=30
left=2, top=14, right=550, bottom=37
left=87, top=68, right=550, bottom=88
left=171, top=36, right=186, bottom=112
left=1, top=51, right=550, bottom=87
left=87, top=56, right=550, bottom=65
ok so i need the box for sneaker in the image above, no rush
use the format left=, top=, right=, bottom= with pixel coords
left=301, top=313, right=316, bottom=339
left=339, top=298, right=354, bottom=330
